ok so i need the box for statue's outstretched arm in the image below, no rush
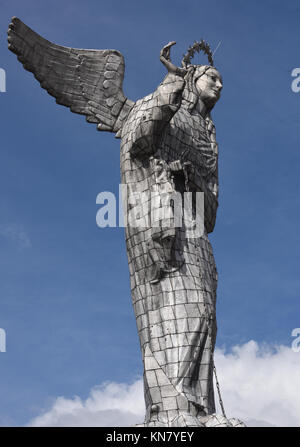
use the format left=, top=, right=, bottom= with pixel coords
left=130, top=42, right=186, bottom=157
left=7, top=17, right=134, bottom=135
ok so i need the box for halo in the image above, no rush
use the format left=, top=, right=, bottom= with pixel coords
left=181, top=39, right=214, bottom=68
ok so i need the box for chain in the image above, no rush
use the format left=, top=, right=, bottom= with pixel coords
left=201, top=295, right=227, bottom=418
left=213, top=363, right=226, bottom=418
left=196, top=245, right=227, bottom=419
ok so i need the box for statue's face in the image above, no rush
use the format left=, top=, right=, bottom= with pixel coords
left=195, top=67, right=223, bottom=109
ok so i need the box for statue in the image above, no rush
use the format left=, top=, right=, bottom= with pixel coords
left=7, top=17, right=245, bottom=427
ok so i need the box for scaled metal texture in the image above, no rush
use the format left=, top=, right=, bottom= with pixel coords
left=8, top=18, right=245, bottom=427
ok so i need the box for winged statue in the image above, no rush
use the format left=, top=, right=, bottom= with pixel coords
left=7, top=17, right=245, bottom=427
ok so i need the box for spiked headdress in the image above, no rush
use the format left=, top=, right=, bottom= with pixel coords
left=181, top=40, right=214, bottom=68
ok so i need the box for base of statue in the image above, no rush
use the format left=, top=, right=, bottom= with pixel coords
left=136, top=413, right=246, bottom=427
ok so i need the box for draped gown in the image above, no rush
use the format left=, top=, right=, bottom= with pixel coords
left=120, top=72, right=219, bottom=426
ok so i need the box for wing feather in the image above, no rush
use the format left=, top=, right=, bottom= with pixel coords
left=7, top=17, right=134, bottom=133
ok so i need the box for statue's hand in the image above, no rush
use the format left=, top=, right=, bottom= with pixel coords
left=169, top=160, right=192, bottom=173
left=158, top=42, right=186, bottom=107
left=160, top=42, right=187, bottom=77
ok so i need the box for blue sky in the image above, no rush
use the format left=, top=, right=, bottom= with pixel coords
left=1, top=0, right=300, bottom=426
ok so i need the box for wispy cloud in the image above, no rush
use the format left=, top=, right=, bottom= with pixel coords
left=27, top=341, right=300, bottom=427
left=0, top=224, right=31, bottom=250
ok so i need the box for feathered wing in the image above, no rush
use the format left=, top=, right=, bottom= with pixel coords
left=7, top=17, right=134, bottom=135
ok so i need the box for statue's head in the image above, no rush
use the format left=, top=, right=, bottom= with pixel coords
left=181, top=41, right=222, bottom=112
left=193, top=66, right=222, bottom=108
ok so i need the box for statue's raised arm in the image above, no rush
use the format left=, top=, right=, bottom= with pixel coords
left=7, top=17, right=134, bottom=135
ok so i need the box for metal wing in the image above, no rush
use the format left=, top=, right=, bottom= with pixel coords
left=7, top=17, right=134, bottom=134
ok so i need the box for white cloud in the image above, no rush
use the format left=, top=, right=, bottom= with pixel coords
left=28, top=380, right=145, bottom=427
left=27, top=341, right=300, bottom=427
left=214, top=340, right=300, bottom=427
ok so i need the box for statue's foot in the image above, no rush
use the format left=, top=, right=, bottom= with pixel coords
left=136, top=415, right=205, bottom=427
left=170, top=413, right=205, bottom=427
